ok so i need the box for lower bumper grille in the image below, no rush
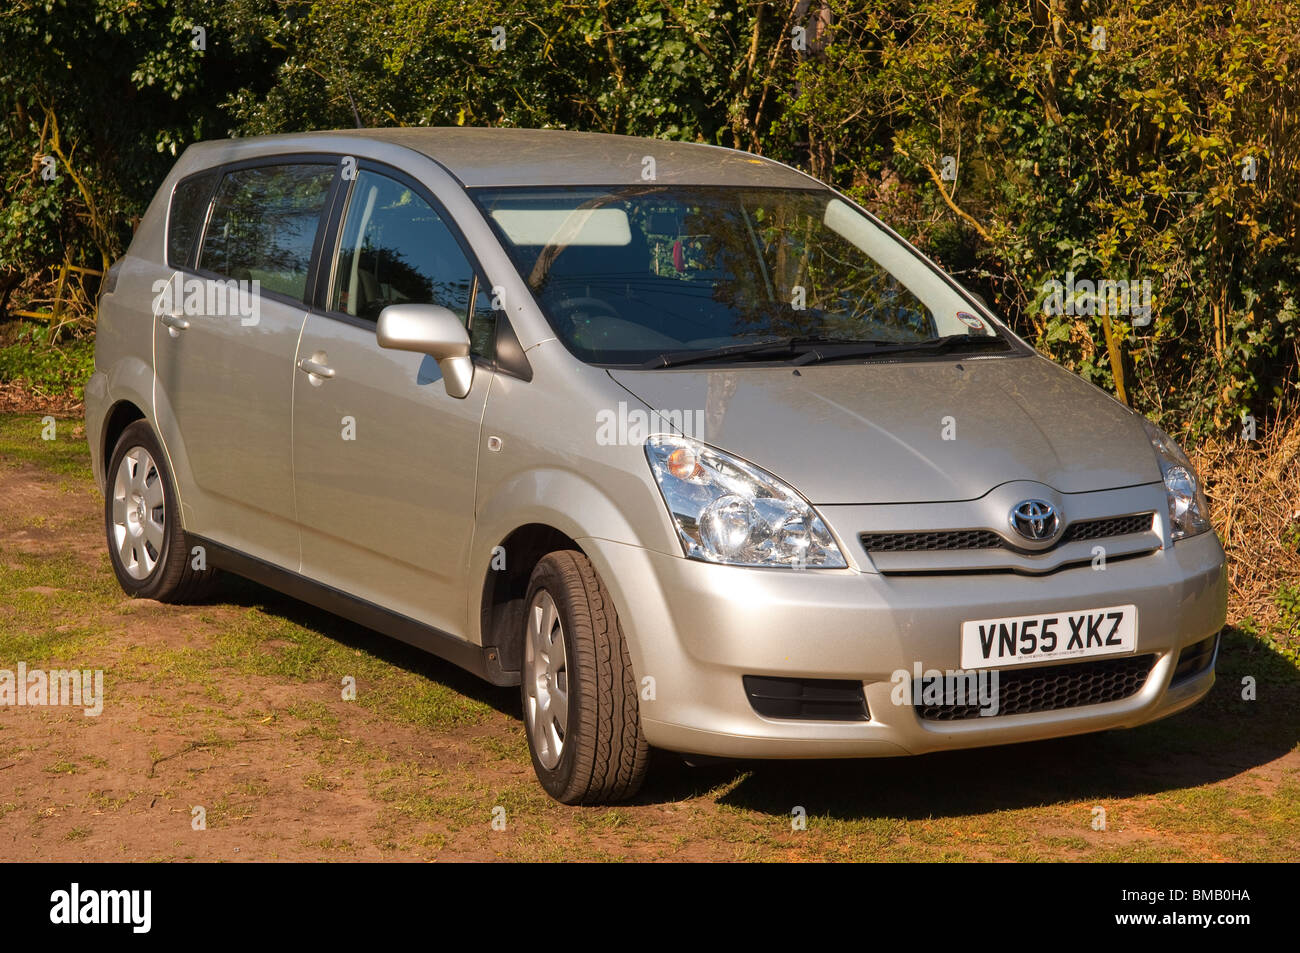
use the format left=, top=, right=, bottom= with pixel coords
left=744, top=675, right=870, bottom=721
left=1171, top=632, right=1219, bottom=685
left=918, top=654, right=1156, bottom=721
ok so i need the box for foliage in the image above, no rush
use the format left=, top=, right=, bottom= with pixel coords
left=1277, top=583, right=1300, bottom=639
left=1, top=0, right=1297, bottom=438
left=781, top=1, right=1300, bottom=439
left=0, top=321, right=96, bottom=401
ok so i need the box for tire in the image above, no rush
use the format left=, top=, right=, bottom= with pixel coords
left=104, top=420, right=217, bottom=602
left=521, top=550, right=650, bottom=804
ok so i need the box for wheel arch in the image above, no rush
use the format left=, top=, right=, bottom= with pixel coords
left=471, top=466, right=659, bottom=680
left=478, top=523, right=585, bottom=682
left=101, top=400, right=147, bottom=485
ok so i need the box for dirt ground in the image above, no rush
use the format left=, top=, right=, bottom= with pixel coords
left=1, top=414, right=1297, bottom=861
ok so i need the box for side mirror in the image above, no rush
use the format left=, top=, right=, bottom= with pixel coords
left=376, top=304, right=474, bottom=398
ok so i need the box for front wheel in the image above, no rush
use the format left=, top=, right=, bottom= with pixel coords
left=104, top=420, right=217, bottom=602
left=522, top=551, right=650, bottom=804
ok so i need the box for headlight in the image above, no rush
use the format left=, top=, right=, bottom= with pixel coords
left=645, top=435, right=847, bottom=568
left=1140, top=419, right=1211, bottom=541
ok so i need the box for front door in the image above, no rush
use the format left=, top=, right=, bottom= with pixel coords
left=291, top=167, right=492, bottom=636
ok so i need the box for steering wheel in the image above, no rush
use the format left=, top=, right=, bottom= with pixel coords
left=552, top=296, right=624, bottom=343
left=555, top=296, right=623, bottom=320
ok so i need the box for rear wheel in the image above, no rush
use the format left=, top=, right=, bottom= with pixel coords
left=522, top=550, right=649, bottom=804
left=105, top=420, right=217, bottom=602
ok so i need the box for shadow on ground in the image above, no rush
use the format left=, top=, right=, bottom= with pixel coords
left=214, top=574, right=520, bottom=718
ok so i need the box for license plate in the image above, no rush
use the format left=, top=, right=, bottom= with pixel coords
left=960, top=604, right=1137, bottom=670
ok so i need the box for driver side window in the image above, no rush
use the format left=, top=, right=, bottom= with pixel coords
left=330, top=170, right=474, bottom=324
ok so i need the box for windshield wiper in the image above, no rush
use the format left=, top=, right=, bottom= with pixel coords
left=790, top=333, right=1008, bottom=366
left=640, top=333, right=1004, bottom=369
left=639, top=336, right=851, bottom=369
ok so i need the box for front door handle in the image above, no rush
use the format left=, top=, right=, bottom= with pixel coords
left=161, top=313, right=190, bottom=332
left=297, top=356, right=336, bottom=380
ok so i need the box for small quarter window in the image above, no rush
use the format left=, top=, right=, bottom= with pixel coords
left=166, top=171, right=217, bottom=270
left=471, top=280, right=499, bottom=360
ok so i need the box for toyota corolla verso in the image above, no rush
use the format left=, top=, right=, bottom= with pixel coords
left=86, top=128, right=1227, bottom=803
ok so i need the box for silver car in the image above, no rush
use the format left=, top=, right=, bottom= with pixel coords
left=86, top=128, right=1226, bottom=804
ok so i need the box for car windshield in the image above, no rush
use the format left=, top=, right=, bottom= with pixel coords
left=472, top=185, right=1000, bottom=366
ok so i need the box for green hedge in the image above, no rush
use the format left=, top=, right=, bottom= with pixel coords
left=3, top=1, right=1296, bottom=437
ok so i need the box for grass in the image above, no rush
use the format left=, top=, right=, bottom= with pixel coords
left=0, top=552, right=118, bottom=662
left=0, top=322, right=95, bottom=404
left=0, top=412, right=94, bottom=481
left=113, top=596, right=499, bottom=734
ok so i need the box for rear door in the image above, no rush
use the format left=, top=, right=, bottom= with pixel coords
left=290, top=164, right=495, bottom=635
left=153, top=158, right=338, bottom=569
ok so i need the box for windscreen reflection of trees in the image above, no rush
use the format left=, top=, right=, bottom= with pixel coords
left=745, top=198, right=935, bottom=342
left=531, top=188, right=934, bottom=345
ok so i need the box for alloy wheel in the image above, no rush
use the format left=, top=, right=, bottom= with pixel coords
left=111, top=446, right=166, bottom=580
left=523, top=589, right=569, bottom=769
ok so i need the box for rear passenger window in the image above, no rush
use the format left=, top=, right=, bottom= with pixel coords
left=330, top=170, right=474, bottom=323
left=166, top=172, right=217, bottom=269
left=199, top=163, right=334, bottom=301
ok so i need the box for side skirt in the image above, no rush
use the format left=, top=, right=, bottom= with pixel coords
left=195, top=536, right=520, bottom=687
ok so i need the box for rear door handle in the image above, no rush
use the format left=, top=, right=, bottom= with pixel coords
left=161, top=313, right=190, bottom=331
left=297, top=357, right=335, bottom=379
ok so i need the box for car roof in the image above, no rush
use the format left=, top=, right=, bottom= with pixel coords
left=186, top=127, right=820, bottom=190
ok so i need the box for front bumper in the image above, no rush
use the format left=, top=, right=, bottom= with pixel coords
left=580, top=531, right=1226, bottom=758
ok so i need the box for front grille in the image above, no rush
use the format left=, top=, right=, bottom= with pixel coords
left=860, top=512, right=1154, bottom=555
left=743, top=675, right=870, bottom=721
left=1059, top=513, right=1155, bottom=543
left=918, top=654, right=1155, bottom=721
left=859, top=529, right=1003, bottom=552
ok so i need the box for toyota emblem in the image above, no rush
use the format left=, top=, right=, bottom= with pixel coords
left=1010, top=500, right=1059, bottom=541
